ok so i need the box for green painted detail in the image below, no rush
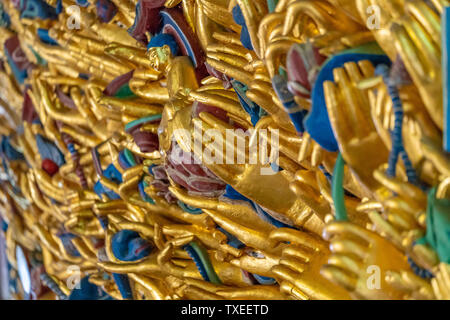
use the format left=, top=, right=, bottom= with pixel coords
left=140, top=180, right=154, bottom=204
left=278, top=66, right=287, bottom=78
left=259, top=108, right=268, bottom=118
left=114, top=84, right=137, bottom=99
left=190, top=241, right=222, bottom=285
left=178, top=201, right=203, bottom=215
left=340, top=41, right=386, bottom=55
left=125, top=114, right=162, bottom=132
left=29, top=46, right=47, bottom=66
left=267, top=0, right=278, bottom=13
left=416, top=188, right=450, bottom=263
left=124, top=149, right=136, bottom=167
left=332, top=153, right=349, bottom=221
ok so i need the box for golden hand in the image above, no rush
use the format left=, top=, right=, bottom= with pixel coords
left=356, top=0, right=405, bottom=59
left=322, top=221, right=412, bottom=299
left=390, top=0, right=443, bottom=130
left=269, top=228, right=352, bottom=300
left=167, top=91, right=324, bottom=234
left=324, top=60, right=389, bottom=196
left=431, top=263, right=450, bottom=300
left=283, top=0, right=363, bottom=38
left=356, top=165, right=427, bottom=257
